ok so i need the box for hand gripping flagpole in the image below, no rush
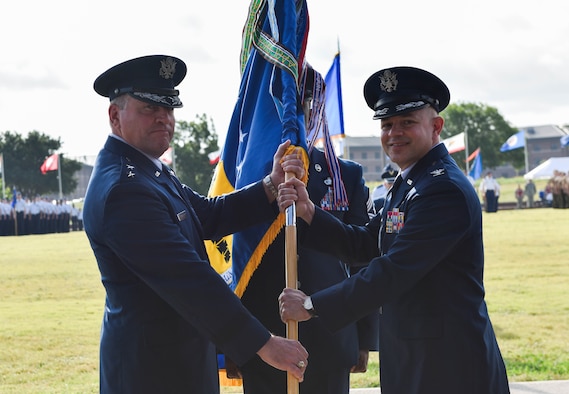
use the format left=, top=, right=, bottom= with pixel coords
left=284, top=169, right=299, bottom=394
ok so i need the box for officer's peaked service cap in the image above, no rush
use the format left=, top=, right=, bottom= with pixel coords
left=363, top=66, right=450, bottom=120
left=94, top=55, right=187, bottom=108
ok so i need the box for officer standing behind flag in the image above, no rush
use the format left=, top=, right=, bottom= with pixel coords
left=232, top=65, right=378, bottom=394
left=83, top=55, right=308, bottom=394
left=278, top=66, right=510, bottom=394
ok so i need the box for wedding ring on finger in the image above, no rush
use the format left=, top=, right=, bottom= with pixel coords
left=297, top=360, right=306, bottom=369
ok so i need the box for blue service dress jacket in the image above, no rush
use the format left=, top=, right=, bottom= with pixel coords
left=83, top=136, right=277, bottom=394
left=239, top=148, right=378, bottom=393
left=301, top=143, right=510, bottom=394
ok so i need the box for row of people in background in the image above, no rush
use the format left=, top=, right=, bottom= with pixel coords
left=515, top=173, right=569, bottom=210
left=0, top=193, right=83, bottom=236
left=545, top=170, right=569, bottom=209
left=496, top=170, right=569, bottom=209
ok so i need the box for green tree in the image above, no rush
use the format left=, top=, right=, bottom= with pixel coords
left=0, top=130, right=82, bottom=197
left=173, top=114, right=219, bottom=195
left=441, top=102, right=523, bottom=171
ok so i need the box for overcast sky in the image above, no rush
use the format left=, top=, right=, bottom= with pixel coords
left=1, top=0, right=568, bottom=158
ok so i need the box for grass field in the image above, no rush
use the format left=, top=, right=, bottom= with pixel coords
left=1, top=203, right=568, bottom=392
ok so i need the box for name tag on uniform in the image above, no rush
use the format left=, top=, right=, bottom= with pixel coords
left=177, top=210, right=187, bottom=222
left=385, top=208, right=404, bottom=233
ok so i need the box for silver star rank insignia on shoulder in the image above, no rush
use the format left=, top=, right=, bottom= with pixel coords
left=430, top=168, right=445, bottom=177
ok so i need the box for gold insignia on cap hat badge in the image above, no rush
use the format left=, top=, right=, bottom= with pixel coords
left=380, top=70, right=398, bottom=92
left=159, top=57, right=177, bottom=79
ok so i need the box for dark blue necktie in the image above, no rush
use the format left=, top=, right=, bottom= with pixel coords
left=384, top=175, right=403, bottom=212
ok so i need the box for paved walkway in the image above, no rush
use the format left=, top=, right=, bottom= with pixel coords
left=350, top=380, right=569, bottom=394
left=221, top=380, right=569, bottom=393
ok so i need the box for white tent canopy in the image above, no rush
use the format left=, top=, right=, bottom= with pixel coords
left=524, top=157, right=569, bottom=180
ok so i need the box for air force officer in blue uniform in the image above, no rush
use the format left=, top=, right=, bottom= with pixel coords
left=279, top=67, right=510, bottom=394
left=84, top=55, right=307, bottom=394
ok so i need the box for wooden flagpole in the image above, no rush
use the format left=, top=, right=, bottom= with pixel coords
left=284, top=84, right=315, bottom=393
left=285, top=171, right=299, bottom=394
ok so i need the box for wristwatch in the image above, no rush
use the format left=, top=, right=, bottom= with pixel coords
left=303, top=296, right=317, bottom=317
left=263, top=174, right=278, bottom=199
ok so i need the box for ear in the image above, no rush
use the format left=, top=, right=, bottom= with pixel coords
left=433, top=115, right=444, bottom=136
left=108, top=104, right=120, bottom=129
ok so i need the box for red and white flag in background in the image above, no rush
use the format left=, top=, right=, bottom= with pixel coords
left=159, top=147, right=173, bottom=166
left=40, top=153, right=58, bottom=174
left=208, top=150, right=221, bottom=165
left=442, top=132, right=466, bottom=154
